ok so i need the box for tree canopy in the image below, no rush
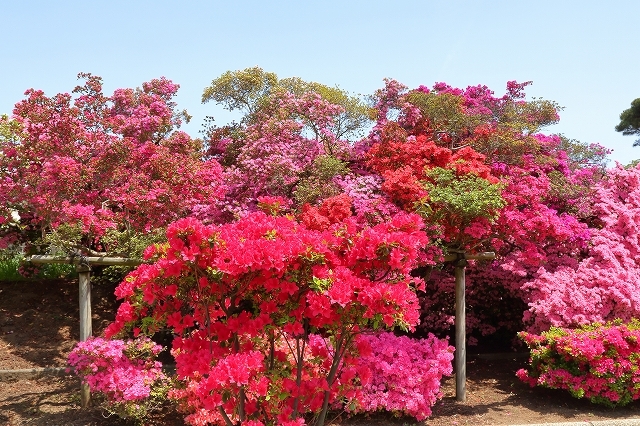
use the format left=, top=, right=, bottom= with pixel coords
left=201, top=66, right=373, bottom=144
left=615, top=98, right=640, bottom=146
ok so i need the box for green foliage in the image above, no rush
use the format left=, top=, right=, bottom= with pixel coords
left=406, top=92, right=559, bottom=142
left=405, top=91, right=560, bottom=164
left=202, top=66, right=373, bottom=141
left=92, top=265, right=137, bottom=288
left=0, top=251, right=24, bottom=281
left=627, top=159, right=640, bottom=168
left=279, top=77, right=374, bottom=140
left=36, top=262, right=75, bottom=279
left=406, top=92, right=484, bottom=144
left=557, top=135, right=610, bottom=170
left=0, top=114, right=22, bottom=144
left=201, top=66, right=279, bottom=117
left=293, top=155, right=349, bottom=205
left=498, top=97, right=560, bottom=135
left=38, top=222, right=165, bottom=258
left=0, top=115, right=22, bottom=192
left=418, top=167, right=505, bottom=223
left=101, top=228, right=166, bottom=258
left=0, top=251, right=75, bottom=281
left=615, top=98, right=640, bottom=146
left=38, top=223, right=87, bottom=255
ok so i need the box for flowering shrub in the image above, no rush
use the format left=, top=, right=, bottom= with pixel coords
left=517, top=320, right=640, bottom=406
left=5, top=69, right=624, bottom=423
left=358, top=78, right=603, bottom=340
left=0, top=74, right=224, bottom=255
left=68, top=337, right=169, bottom=422
left=349, top=332, right=454, bottom=420
left=106, top=211, right=430, bottom=425
left=522, top=164, right=640, bottom=332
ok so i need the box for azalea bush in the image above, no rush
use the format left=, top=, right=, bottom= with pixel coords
left=349, top=332, right=454, bottom=420
left=523, top=164, right=640, bottom=332
left=8, top=68, right=631, bottom=423
left=68, top=337, right=170, bottom=422
left=104, top=207, right=433, bottom=425
left=517, top=320, right=640, bottom=407
left=0, top=74, right=224, bottom=256
left=360, top=78, right=603, bottom=340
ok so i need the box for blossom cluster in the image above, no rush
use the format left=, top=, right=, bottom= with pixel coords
left=349, top=332, right=454, bottom=420
left=105, top=209, right=430, bottom=425
left=68, top=337, right=168, bottom=420
left=517, top=320, right=640, bottom=406
left=523, top=164, right=640, bottom=332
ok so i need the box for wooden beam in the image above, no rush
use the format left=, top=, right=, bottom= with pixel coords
left=442, top=251, right=496, bottom=262
left=27, top=255, right=142, bottom=266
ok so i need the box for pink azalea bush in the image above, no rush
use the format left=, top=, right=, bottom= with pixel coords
left=349, top=332, right=454, bottom=420
left=68, top=337, right=170, bottom=421
left=0, top=74, right=225, bottom=255
left=517, top=320, right=640, bottom=406
left=523, top=164, right=640, bottom=332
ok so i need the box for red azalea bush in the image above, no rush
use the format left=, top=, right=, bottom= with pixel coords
left=103, top=210, right=432, bottom=425
left=365, top=80, right=605, bottom=340
left=517, top=320, right=640, bottom=407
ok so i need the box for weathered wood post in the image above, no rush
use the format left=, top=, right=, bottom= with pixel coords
left=77, top=260, right=92, bottom=408
left=442, top=251, right=496, bottom=402
left=27, top=255, right=142, bottom=408
left=454, top=255, right=468, bottom=402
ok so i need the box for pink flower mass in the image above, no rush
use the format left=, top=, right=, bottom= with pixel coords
left=518, top=321, right=640, bottom=406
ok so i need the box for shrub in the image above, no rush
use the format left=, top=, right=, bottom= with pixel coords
left=349, top=332, right=454, bottom=420
left=68, top=337, right=170, bottom=423
left=517, top=320, right=640, bottom=407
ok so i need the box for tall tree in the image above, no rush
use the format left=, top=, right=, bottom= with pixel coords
left=0, top=74, right=225, bottom=255
left=201, top=66, right=373, bottom=145
left=615, top=98, right=640, bottom=146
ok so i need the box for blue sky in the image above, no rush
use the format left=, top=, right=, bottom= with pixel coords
left=1, top=0, right=639, bottom=164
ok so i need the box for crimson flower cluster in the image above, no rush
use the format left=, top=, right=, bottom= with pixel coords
left=105, top=209, right=429, bottom=425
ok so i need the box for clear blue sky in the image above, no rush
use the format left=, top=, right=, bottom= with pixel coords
left=1, top=0, right=638, bottom=165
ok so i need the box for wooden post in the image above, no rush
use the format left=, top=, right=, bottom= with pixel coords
left=454, top=257, right=467, bottom=402
left=442, top=251, right=495, bottom=403
left=77, top=264, right=92, bottom=341
left=27, top=255, right=142, bottom=409
left=77, top=262, right=92, bottom=408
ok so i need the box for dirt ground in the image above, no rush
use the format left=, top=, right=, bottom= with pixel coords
left=2, top=278, right=640, bottom=425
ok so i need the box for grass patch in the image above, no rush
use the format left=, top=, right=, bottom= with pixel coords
left=0, top=251, right=75, bottom=281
